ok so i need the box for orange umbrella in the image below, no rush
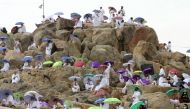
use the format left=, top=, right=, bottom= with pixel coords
left=74, top=60, right=85, bottom=68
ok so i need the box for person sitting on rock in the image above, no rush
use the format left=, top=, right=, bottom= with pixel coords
left=18, top=23, right=26, bottom=33
left=28, top=41, right=37, bottom=50
left=0, top=59, right=10, bottom=72
left=2, top=92, right=15, bottom=107
left=159, top=66, right=166, bottom=76
left=14, top=39, right=22, bottom=54
left=72, top=79, right=80, bottom=93
left=179, top=90, right=190, bottom=103
left=12, top=71, right=20, bottom=84
left=22, top=61, right=33, bottom=70
left=132, top=87, right=142, bottom=105
left=74, top=18, right=83, bottom=29
left=85, top=78, right=94, bottom=91
left=45, top=40, right=53, bottom=56
left=158, top=74, right=171, bottom=87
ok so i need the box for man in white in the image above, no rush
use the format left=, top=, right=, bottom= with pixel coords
left=158, top=75, right=171, bottom=87
left=14, top=39, right=21, bottom=53
left=22, top=61, right=33, bottom=70
left=127, top=17, right=134, bottom=24
left=18, top=23, right=26, bottom=33
left=132, top=87, right=141, bottom=105
left=1, top=59, right=10, bottom=72
left=167, top=41, right=171, bottom=52
left=159, top=66, right=166, bottom=76
left=119, top=6, right=125, bottom=17
left=45, top=40, right=53, bottom=56
left=72, top=81, right=80, bottom=93
left=35, top=61, right=43, bottom=69
left=12, top=71, right=20, bottom=84
left=100, top=7, right=105, bottom=22
left=28, top=42, right=37, bottom=50
left=2, top=93, right=15, bottom=106
left=92, top=13, right=101, bottom=27
left=85, top=78, right=94, bottom=91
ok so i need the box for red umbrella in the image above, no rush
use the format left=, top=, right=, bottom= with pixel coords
left=74, top=60, right=85, bottom=68
left=93, top=89, right=107, bottom=97
left=169, top=68, right=179, bottom=74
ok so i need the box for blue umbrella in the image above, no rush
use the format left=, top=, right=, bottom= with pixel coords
left=15, top=22, right=24, bottom=25
left=116, top=68, right=126, bottom=74
left=2, top=59, right=9, bottom=63
left=93, top=9, right=101, bottom=13
left=62, top=56, right=73, bottom=63
left=71, top=13, right=81, bottom=19
left=22, top=56, right=33, bottom=62
left=104, top=61, right=114, bottom=66
left=0, top=89, right=13, bottom=101
left=91, top=61, right=100, bottom=68
left=34, top=54, right=44, bottom=61
left=134, top=17, right=146, bottom=23
left=0, top=47, right=6, bottom=51
left=0, top=36, right=8, bottom=40
left=42, top=37, right=51, bottom=42
left=187, top=49, right=190, bottom=53
left=95, top=98, right=106, bottom=104
left=54, top=12, right=64, bottom=16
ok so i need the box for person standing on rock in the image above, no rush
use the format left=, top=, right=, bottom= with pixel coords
left=0, top=59, right=10, bottom=72
left=92, top=12, right=101, bottom=27
left=118, top=6, right=125, bottom=17
left=100, top=7, right=105, bottom=22
left=14, top=39, right=22, bottom=54
left=72, top=79, right=80, bottom=93
left=167, top=41, right=172, bottom=52
left=18, top=23, right=26, bottom=33
left=45, top=40, right=53, bottom=56
left=159, top=66, right=166, bottom=76
left=74, top=18, right=83, bottom=29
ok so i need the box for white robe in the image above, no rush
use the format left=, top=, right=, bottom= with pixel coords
left=18, top=25, right=26, bottom=33
left=35, top=62, right=43, bottom=69
left=92, top=13, right=101, bottom=27
left=158, top=77, right=171, bottom=87
left=159, top=68, right=166, bottom=76
left=0, top=62, right=10, bottom=72
left=27, top=101, right=41, bottom=109
left=22, top=62, right=33, bottom=70
left=172, top=75, right=178, bottom=86
left=74, top=20, right=83, bottom=28
left=45, top=43, right=53, bottom=56
left=100, top=9, right=105, bottom=22
left=72, top=83, right=80, bottom=93
left=127, top=19, right=134, bottom=24
left=132, top=91, right=141, bottom=105
left=85, top=81, right=94, bottom=91
left=95, top=76, right=109, bottom=91
left=14, top=41, right=21, bottom=53
left=12, top=73, right=20, bottom=83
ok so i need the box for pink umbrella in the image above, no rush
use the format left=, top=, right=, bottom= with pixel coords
left=74, top=60, right=85, bottom=68
left=113, top=16, right=123, bottom=20
left=93, top=89, right=107, bottom=97
left=169, top=68, right=179, bottom=75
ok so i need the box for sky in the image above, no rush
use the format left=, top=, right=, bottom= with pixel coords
left=0, top=0, right=190, bottom=55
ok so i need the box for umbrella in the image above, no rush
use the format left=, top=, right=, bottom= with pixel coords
left=42, top=37, right=51, bottom=42
left=94, top=89, right=107, bottom=97
left=103, top=98, right=121, bottom=104
left=140, top=78, right=151, bottom=85
left=132, top=75, right=141, bottom=81
left=143, top=67, right=153, bottom=75
left=108, top=7, right=117, bottom=12
left=74, top=60, right=85, bottom=67
left=88, top=106, right=103, bottom=109
left=84, top=73, right=95, bottom=78
left=103, top=61, right=114, bottom=65
left=22, top=56, right=33, bottom=62
left=0, top=89, right=13, bottom=100
left=13, top=92, right=23, bottom=100
left=166, top=89, right=179, bottom=96
left=186, top=49, right=190, bottom=53
left=91, top=61, right=100, bottom=68
left=122, top=76, right=129, bottom=82
left=15, top=22, right=24, bottom=25
left=64, top=100, right=73, bottom=108
left=2, top=59, right=10, bottom=63
left=62, top=56, right=73, bottom=62
left=43, top=61, right=54, bottom=65
left=169, top=68, right=179, bottom=75
left=34, top=54, right=44, bottom=61
left=103, top=15, right=108, bottom=20
left=54, top=12, right=64, bottom=16
left=0, top=36, right=8, bottom=40
left=0, top=47, right=7, bottom=51
left=52, top=61, right=63, bottom=68
left=130, top=101, right=145, bottom=109
left=116, top=68, right=127, bottom=74
left=84, top=13, right=92, bottom=19
left=134, top=17, right=146, bottom=23
left=179, top=88, right=190, bottom=97
left=24, top=91, right=43, bottom=100
left=133, top=70, right=142, bottom=75
left=93, top=9, right=101, bottom=13
left=95, top=98, right=106, bottom=104
left=69, top=76, right=81, bottom=81
left=71, top=13, right=81, bottom=19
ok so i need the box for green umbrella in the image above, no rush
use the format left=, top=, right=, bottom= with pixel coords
left=130, top=101, right=145, bottom=109
left=52, top=61, right=63, bottom=67
left=166, top=89, right=178, bottom=96
left=179, top=88, right=190, bottom=98
left=84, top=73, right=95, bottom=78
left=133, top=70, right=142, bottom=75
left=64, top=100, right=73, bottom=108
left=103, top=98, right=121, bottom=104
left=13, top=92, right=23, bottom=100
left=88, top=106, right=103, bottom=109
left=43, top=61, right=54, bottom=65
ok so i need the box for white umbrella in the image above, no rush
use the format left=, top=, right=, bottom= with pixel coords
left=24, top=91, right=43, bottom=101
left=68, top=76, right=81, bottom=81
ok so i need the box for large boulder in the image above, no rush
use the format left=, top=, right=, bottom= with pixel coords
left=169, top=60, right=186, bottom=71
left=55, top=30, right=70, bottom=41
left=11, top=33, right=33, bottom=52
left=56, top=18, right=75, bottom=30
left=73, top=29, right=86, bottom=42
left=92, top=28, right=118, bottom=47
left=171, top=52, right=186, bottom=64
left=90, top=45, right=121, bottom=63
left=127, top=26, right=159, bottom=52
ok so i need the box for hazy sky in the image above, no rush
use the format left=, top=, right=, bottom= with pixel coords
left=0, top=0, right=190, bottom=54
